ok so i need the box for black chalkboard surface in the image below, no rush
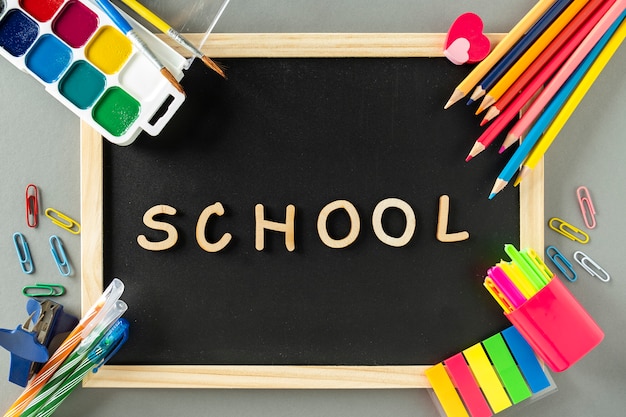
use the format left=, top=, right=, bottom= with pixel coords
left=81, top=34, right=543, bottom=388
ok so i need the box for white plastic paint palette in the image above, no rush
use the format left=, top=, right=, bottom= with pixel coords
left=0, top=0, right=188, bottom=145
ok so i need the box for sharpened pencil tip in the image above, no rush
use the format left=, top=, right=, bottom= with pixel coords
left=498, top=146, right=506, bottom=154
left=488, top=193, right=496, bottom=200
left=465, top=155, right=473, bottom=162
left=445, top=89, right=465, bottom=109
left=479, top=118, right=488, bottom=127
left=466, top=98, right=475, bottom=105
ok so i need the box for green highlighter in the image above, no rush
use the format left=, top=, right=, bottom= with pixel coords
left=504, top=244, right=547, bottom=291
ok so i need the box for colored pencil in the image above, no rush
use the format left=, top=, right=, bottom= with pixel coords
left=468, top=0, right=573, bottom=104
left=444, top=0, right=558, bottom=109
left=502, top=0, right=625, bottom=149
left=515, top=16, right=626, bottom=186
left=92, top=0, right=185, bottom=95
left=119, top=0, right=226, bottom=78
left=2, top=279, right=124, bottom=417
left=481, top=0, right=612, bottom=124
left=477, top=0, right=592, bottom=113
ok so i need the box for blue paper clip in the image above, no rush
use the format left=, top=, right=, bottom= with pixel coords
left=13, top=232, right=34, bottom=274
left=49, top=235, right=72, bottom=276
left=45, top=208, right=81, bottom=235
left=573, top=251, right=610, bottom=283
left=546, top=245, right=577, bottom=282
left=548, top=217, right=590, bottom=244
left=576, top=186, right=596, bottom=229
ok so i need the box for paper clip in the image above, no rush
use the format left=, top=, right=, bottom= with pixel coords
left=573, top=251, right=610, bottom=283
left=22, top=284, right=66, bottom=297
left=576, top=186, right=596, bottom=229
left=26, top=184, right=39, bottom=228
left=13, top=232, right=34, bottom=274
left=546, top=245, right=577, bottom=282
left=548, top=217, right=589, bottom=244
left=49, top=235, right=72, bottom=276
left=45, top=207, right=81, bottom=235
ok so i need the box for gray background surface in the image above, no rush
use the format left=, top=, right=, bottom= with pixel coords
left=1, top=1, right=624, bottom=416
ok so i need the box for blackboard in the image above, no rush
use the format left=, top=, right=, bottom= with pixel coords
left=80, top=34, right=543, bottom=388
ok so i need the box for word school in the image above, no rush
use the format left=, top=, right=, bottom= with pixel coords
left=137, top=196, right=470, bottom=252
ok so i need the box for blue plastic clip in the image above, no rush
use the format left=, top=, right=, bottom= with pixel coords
left=13, top=232, right=34, bottom=274
left=49, top=235, right=71, bottom=276
left=546, top=245, right=577, bottom=282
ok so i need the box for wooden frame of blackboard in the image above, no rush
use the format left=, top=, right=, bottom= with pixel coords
left=80, top=33, right=544, bottom=389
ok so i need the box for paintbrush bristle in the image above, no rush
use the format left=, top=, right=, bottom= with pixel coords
left=201, top=56, right=227, bottom=79
left=160, top=68, right=185, bottom=95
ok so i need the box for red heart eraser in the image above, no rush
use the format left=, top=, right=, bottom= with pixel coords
left=444, top=12, right=491, bottom=65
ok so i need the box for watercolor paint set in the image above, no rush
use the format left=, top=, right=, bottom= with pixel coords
left=0, top=0, right=228, bottom=146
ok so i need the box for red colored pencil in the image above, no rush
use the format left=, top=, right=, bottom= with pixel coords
left=481, top=0, right=610, bottom=124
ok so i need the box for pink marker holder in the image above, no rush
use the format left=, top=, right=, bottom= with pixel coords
left=505, top=277, right=604, bottom=372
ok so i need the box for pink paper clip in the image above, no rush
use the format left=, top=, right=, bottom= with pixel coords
left=25, top=184, right=39, bottom=228
left=576, top=186, right=596, bottom=229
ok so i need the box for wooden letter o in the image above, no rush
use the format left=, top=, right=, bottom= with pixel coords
left=372, top=198, right=416, bottom=247
left=317, top=200, right=360, bottom=249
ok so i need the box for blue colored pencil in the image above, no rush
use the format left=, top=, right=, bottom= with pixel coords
left=468, top=0, right=573, bottom=104
left=488, top=10, right=625, bottom=199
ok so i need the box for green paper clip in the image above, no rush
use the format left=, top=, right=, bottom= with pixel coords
left=22, top=284, right=66, bottom=298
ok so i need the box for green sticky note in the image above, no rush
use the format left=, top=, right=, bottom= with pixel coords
left=483, top=333, right=532, bottom=404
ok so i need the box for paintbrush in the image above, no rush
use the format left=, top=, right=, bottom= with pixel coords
left=119, top=0, right=226, bottom=78
left=92, top=0, right=185, bottom=95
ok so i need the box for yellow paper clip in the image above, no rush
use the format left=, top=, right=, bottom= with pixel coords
left=49, top=235, right=72, bottom=276
left=45, top=208, right=81, bottom=235
left=573, top=251, right=610, bottom=283
left=546, top=245, right=577, bottom=282
left=548, top=217, right=589, bottom=244
left=22, top=283, right=66, bottom=297
left=576, top=186, right=596, bottom=229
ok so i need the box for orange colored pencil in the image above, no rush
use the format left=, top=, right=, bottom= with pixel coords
left=504, top=0, right=626, bottom=147
left=481, top=0, right=613, bottom=124
left=477, top=0, right=592, bottom=113
left=444, top=0, right=558, bottom=108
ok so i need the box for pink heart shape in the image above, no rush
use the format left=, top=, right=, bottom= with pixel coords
left=445, top=13, right=491, bottom=64
left=444, top=38, right=470, bottom=65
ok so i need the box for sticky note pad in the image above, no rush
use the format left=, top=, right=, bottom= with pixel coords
left=482, top=333, right=532, bottom=404
left=463, top=343, right=512, bottom=413
left=425, top=363, right=470, bottom=417
left=502, top=326, right=551, bottom=393
left=444, top=353, right=492, bottom=417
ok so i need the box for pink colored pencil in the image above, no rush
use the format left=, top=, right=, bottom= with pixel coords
left=503, top=0, right=626, bottom=147
left=481, top=0, right=612, bottom=124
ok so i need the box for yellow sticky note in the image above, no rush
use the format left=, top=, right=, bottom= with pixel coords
left=463, top=343, right=512, bottom=413
left=425, top=363, right=469, bottom=417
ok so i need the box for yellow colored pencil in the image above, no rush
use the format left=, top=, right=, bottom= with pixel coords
left=120, top=0, right=226, bottom=78
left=515, top=18, right=626, bottom=186
left=444, top=0, right=558, bottom=109
left=477, top=0, right=591, bottom=113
